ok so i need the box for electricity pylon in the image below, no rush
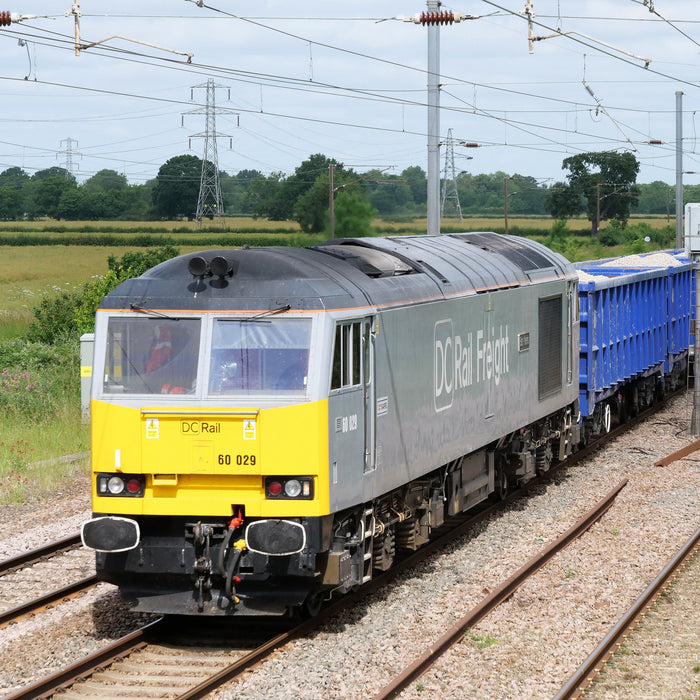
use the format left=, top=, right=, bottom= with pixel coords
left=58, top=137, right=81, bottom=180
left=184, top=79, right=237, bottom=227
left=440, top=129, right=463, bottom=222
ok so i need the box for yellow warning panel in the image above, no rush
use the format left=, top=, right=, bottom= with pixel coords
left=145, top=418, right=159, bottom=439
left=243, top=418, right=256, bottom=440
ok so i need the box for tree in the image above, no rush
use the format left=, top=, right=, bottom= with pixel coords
left=0, top=186, right=23, bottom=220
left=0, top=166, right=30, bottom=190
left=294, top=177, right=329, bottom=233
left=151, top=155, right=202, bottom=219
left=333, top=190, right=377, bottom=237
left=292, top=162, right=364, bottom=233
left=56, top=188, right=89, bottom=220
left=366, top=174, right=414, bottom=216
left=0, top=167, right=28, bottom=219
left=83, top=169, right=128, bottom=194
left=221, top=169, right=264, bottom=214
left=271, top=154, right=333, bottom=222
left=546, top=152, right=640, bottom=236
left=632, top=180, right=670, bottom=215
left=505, top=174, right=549, bottom=215
left=401, top=166, right=427, bottom=207
left=32, top=166, right=74, bottom=182
left=241, top=172, right=284, bottom=219
left=543, top=182, right=584, bottom=221
left=26, top=168, right=77, bottom=219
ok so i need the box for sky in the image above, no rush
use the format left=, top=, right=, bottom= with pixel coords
left=1, top=1, right=700, bottom=187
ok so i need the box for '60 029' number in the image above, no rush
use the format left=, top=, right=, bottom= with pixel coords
left=218, top=454, right=256, bottom=466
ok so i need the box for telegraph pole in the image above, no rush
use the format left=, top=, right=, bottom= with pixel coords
left=329, top=162, right=343, bottom=238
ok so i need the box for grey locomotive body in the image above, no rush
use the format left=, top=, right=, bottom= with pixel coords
left=83, top=232, right=582, bottom=615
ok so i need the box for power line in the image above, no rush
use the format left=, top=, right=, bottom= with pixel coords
left=1, top=5, right=698, bottom=184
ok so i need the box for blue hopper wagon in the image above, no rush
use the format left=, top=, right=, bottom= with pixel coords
left=575, top=251, right=692, bottom=436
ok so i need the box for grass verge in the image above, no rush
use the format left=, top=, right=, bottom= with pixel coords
left=0, top=410, right=90, bottom=505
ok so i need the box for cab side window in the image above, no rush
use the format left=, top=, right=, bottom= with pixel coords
left=331, top=321, right=362, bottom=390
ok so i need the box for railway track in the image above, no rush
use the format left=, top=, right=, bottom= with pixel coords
left=554, top=526, right=700, bottom=700
left=2, top=479, right=630, bottom=700
left=0, top=534, right=97, bottom=628
left=0, top=533, right=81, bottom=575
left=370, top=479, right=629, bottom=700
left=1, top=392, right=688, bottom=698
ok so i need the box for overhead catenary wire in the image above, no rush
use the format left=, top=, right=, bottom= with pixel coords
left=0, top=4, right=697, bottom=181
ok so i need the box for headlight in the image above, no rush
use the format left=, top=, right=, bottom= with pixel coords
left=265, top=477, right=313, bottom=500
left=107, top=476, right=125, bottom=494
left=284, top=479, right=302, bottom=497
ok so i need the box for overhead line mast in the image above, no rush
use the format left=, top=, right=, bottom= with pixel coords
left=402, top=5, right=478, bottom=235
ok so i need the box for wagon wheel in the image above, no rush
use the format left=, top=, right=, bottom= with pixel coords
left=602, top=402, right=612, bottom=433
left=373, top=524, right=396, bottom=572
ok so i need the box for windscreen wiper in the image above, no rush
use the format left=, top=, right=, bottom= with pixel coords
left=242, top=304, right=292, bottom=322
left=129, top=303, right=179, bottom=320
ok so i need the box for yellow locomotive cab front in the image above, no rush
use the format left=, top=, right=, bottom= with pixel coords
left=90, top=396, right=330, bottom=518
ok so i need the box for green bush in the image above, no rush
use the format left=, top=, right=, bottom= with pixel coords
left=26, top=288, right=82, bottom=344
left=27, top=246, right=183, bottom=342
left=0, top=336, right=79, bottom=419
left=599, top=220, right=667, bottom=248
left=107, top=245, right=180, bottom=277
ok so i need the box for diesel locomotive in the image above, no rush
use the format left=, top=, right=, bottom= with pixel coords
left=80, top=233, right=685, bottom=616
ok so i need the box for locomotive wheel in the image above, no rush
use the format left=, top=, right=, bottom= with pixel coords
left=373, top=525, right=396, bottom=572
left=302, top=591, right=324, bottom=618
left=535, top=443, right=553, bottom=475
left=494, top=467, right=508, bottom=501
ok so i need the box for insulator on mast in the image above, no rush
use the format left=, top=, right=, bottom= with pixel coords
left=0, top=11, right=36, bottom=25
left=419, top=10, right=455, bottom=25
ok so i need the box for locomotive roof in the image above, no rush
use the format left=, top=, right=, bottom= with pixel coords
left=100, top=232, right=575, bottom=313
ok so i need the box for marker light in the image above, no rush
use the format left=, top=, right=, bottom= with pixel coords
left=267, top=481, right=283, bottom=496
left=210, top=255, right=232, bottom=277
left=188, top=256, right=208, bottom=277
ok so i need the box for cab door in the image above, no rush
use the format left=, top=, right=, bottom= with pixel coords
left=328, top=317, right=375, bottom=509
left=362, top=318, right=376, bottom=474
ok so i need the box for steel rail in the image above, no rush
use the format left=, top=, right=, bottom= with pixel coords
left=0, top=533, right=81, bottom=575
left=371, top=479, right=629, bottom=700
left=653, top=437, right=700, bottom=467
left=0, top=574, right=98, bottom=629
left=554, top=525, right=700, bottom=700
left=2, top=618, right=164, bottom=700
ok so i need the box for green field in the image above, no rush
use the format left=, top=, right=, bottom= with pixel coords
left=0, top=214, right=677, bottom=329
